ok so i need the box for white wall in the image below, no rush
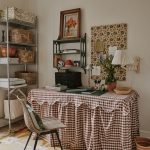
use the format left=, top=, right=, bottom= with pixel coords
left=27, top=0, right=150, bottom=137
left=0, top=0, right=28, bottom=10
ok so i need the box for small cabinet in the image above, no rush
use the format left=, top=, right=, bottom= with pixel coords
left=53, top=33, right=86, bottom=72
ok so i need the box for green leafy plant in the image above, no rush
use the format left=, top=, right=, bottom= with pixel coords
left=100, top=55, right=118, bottom=84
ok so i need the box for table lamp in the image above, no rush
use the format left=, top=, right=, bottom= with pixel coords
left=112, top=50, right=140, bottom=73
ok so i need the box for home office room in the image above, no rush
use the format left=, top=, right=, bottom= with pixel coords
left=0, top=0, right=150, bottom=150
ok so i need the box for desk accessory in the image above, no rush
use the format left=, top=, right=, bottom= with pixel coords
left=114, top=87, right=132, bottom=95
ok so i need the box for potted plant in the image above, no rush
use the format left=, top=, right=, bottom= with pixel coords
left=100, top=55, right=118, bottom=91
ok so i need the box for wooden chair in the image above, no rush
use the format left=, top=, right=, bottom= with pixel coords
left=17, top=96, right=65, bottom=150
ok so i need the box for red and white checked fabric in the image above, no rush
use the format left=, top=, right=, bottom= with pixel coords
left=27, top=89, right=139, bottom=150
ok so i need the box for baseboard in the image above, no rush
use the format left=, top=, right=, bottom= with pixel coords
left=140, top=130, right=150, bottom=138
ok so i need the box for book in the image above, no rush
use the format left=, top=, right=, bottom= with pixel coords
left=61, top=49, right=80, bottom=54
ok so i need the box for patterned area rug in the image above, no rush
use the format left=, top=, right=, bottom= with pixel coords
left=0, top=119, right=26, bottom=139
left=0, top=128, right=62, bottom=150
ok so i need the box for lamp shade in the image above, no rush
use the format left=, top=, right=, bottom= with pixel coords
left=112, top=50, right=132, bottom=65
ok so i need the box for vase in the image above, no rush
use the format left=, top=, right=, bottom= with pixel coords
left=107, top=82, right=116, bottom=91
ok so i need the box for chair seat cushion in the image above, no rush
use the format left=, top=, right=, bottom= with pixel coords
left=42, top=117, right=66, bottom=130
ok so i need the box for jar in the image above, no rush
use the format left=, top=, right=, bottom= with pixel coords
left=1, top=46, right=16, bottom=57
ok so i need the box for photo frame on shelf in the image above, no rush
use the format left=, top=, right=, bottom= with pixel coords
left=59, top=8, right=81, bottom=39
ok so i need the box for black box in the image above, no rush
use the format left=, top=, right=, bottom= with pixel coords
left=55, top=72, right=81, bottom=88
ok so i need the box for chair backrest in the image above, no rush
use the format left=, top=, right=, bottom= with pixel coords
left=17, top=96, right=40, bottom=133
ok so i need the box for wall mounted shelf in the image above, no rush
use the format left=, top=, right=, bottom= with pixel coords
left=53, top=33, right=86, bottom=72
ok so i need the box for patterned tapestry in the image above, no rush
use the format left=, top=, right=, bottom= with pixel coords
left=91, top=23, right=127, bottom=81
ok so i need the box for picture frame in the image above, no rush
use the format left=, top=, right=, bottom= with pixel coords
left=59, top=8, right=81, bottom=39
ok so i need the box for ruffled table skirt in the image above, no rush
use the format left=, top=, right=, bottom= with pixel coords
left=28, top=89, right=139, bottom=150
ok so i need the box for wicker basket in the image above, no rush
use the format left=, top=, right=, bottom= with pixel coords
left=15, top=71, right=36, bottom=85
left=10, top=28, right=33, bottom=44
left=17, top=48, right=35, bottom=63
left=2, top=7, right=36, bottom=24
left=135, top=137, right=150, bottom=150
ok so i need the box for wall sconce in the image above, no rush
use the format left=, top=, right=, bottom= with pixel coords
left=112, top=50, right=140, bottom=73
left=85, top=64, right=93, bottom=87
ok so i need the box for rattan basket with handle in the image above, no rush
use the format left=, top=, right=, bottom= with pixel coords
left=135, top=137, right=150, bottom=150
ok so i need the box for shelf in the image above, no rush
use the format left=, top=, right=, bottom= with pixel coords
left=0, top=57, right=36, bottom=65
left=0, top=62, right=36, bottom=65
left=54, top=52, right=80, bottom=55
left=53, top=36, right=86, bottom=44
left=0, top=19, right=36, bottom=29
left=53, top=33, right=86, bottom=73
left=0, top=116, right=23, bottom=128
left=0, top=42, right=36, bottom=47
left=55, top=66, right=86, bottom=70
left=54, top=38, right=80, bottom=44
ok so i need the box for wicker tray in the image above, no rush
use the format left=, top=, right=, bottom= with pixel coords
left=114, top=87, right=132, bottom=95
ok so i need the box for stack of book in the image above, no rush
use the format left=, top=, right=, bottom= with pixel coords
left=61, top=49, right=80, bottom=54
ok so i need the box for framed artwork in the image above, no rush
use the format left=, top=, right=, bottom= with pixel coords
left=59, top=8, right=81, bottom=39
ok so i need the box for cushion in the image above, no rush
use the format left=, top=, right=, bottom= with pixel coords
left=25, top=102, right=45, bottom=130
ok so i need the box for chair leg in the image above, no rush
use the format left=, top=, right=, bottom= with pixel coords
left=33, top=134, right=39, bottom=150
left=55, top=131, right=63, bottom=150
left=24, top=132, right=32, bottom=150
left=51, top=133, right=56, bottom=149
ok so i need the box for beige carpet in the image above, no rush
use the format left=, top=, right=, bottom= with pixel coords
left=0, top=128, right=63, bottom=150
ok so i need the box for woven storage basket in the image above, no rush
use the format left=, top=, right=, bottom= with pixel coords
left=17, top=49, right=35, bottom=63
left=10, top=28, right=33, bottom=44
left=2, top=7, right=36, bottom=24
left=135, top=137, right=150, bottom=150
left=15, top=71, right=36, bottom=85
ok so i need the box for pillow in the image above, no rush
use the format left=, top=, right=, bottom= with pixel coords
left=25, top=103, right=45, bottom=130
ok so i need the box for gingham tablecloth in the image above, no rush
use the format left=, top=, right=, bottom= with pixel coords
left=27, top=89, right=139, bottom=150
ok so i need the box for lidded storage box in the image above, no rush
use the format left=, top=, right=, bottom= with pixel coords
left=1, top=7, right=36, bottom=24
left=10, top=28, right=33, bottom=44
